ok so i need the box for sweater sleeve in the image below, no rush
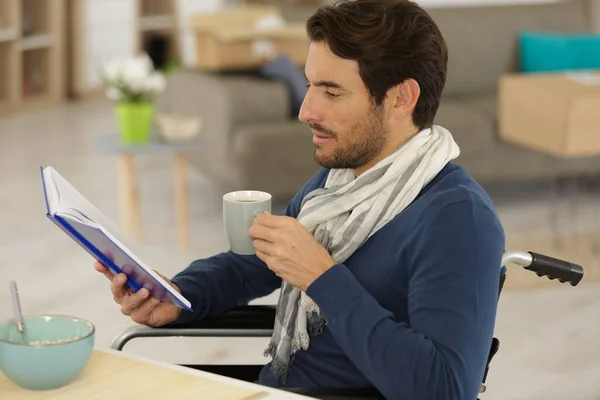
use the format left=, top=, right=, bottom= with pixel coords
left=305, top=200, right=505, bottom=400
left=171, top=169, right=330, bottom=324
left=170, top=251, right=281, bottom=323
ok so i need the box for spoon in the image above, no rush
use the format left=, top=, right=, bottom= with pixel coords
left=9, top=280, right=25, bottom=344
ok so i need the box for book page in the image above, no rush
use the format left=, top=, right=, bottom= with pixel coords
left=46, top=167, right=136, bottom=250
left=60, top=207, right=96, bottom=226
left=42, top=167, right=59, bottom=214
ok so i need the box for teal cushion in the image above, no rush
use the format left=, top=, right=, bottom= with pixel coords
left=519, top=31, right=600, bottom=73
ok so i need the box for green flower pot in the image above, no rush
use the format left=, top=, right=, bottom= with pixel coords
left=115, top=102, right=154, bottom=144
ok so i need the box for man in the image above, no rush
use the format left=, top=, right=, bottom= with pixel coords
left=95, top=1, right=505, bottom=398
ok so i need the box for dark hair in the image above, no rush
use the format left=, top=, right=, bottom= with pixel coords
left=306, top=0, right=447, bottom=130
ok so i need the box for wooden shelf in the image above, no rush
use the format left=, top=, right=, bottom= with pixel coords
left=0, top=0, right=19, bottom=44
left=21, top=0, right=50, bottom=36
left=0, top=1, right=9, bottom=28
left=0, top=0, right=65, bottom=116
left=139, top=14, right=177, bottom=31
left=141, top=0, right=175, bottom=17
left=0, top=0, right=19, bottom=31
left=0, top=42, right=10, bottom=104
left=0, top=0, right=18, bottom=116
left=0, top=27, right=18, bottom=42
left=22, top=47, right=49, bottom=98
left=20, top=33, right=53, bottom=50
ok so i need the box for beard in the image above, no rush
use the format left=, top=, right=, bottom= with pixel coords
left=312, top=105, right=387, bottom=170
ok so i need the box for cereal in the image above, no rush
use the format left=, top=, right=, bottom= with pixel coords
left=28, top=337, right=80, bottom=346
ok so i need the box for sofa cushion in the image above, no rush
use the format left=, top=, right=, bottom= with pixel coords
left=519, top=31, right=600, bottom=73
left=433, top=99, right=496, bottom=157
left=232, top=121, right=320, bottom=197
left=463, top=96, right=497, bottom=122
left=428, top=1, right=587, bottom=98
left=157, top=69, right=292, bottom=127
left=220, top=74, right=292, bottom=125
left=260, top=55, right=308, bottom=117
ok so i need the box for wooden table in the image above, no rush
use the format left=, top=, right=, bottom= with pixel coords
left=95, top=135, right=202, bottom=251
left=0, top=348, right=311, bottom=399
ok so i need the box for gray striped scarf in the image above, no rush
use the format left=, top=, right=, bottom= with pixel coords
left=263, top=125, right=460, bottom=383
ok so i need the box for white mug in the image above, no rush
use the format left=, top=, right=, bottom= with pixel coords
left=223, top=190, right=272, bottom=255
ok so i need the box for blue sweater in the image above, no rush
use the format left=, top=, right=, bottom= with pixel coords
left=171, top=162, right=505, bottom=400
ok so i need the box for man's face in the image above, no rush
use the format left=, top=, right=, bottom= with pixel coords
left=299, top=41, right=388, bottom=170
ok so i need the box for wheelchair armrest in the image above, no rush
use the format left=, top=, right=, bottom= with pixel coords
left=111, top=305, right=276, bottom=351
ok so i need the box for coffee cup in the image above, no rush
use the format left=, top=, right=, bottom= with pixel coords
left=223, top=190, right=272, bottom=255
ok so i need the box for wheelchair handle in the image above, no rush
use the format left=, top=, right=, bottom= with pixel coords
left=502, top=251, right=583, bottom=286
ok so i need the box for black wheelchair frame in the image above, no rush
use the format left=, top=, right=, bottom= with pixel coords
left=110, top=250, right=584, bottom=399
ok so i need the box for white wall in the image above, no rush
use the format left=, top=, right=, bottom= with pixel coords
left=83, top=0, right=136, bottom=89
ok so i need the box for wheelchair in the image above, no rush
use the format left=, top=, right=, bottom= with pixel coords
left=111, top=250, right=584, bottom=400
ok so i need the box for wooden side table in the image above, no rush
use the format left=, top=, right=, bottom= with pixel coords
left=95, top=135, right=202, bottom=251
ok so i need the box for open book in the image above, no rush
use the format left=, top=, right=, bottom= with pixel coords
left=40, top=166, right=192, bottom=312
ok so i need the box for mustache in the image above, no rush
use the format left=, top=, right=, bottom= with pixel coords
left=310, top=123, right=337, bottom=138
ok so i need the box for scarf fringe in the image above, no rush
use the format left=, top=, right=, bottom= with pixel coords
left=300, top=291, right=321, bottom=314
left=264, top=341, right=278, bottom=359
left=307, top=310, right=327, bottom=337
left=264, top=342, right=291, bottom=384
left=263, top=310, right=327, bottom=384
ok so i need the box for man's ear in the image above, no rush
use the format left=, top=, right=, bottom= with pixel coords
left=390, top=79, right=420, bottom=119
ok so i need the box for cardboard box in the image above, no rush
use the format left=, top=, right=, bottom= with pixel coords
left=499, top=72, right=600, bottom=158
left=190, top=7, right=310, bottom=71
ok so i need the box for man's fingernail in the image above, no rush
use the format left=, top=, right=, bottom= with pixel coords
left=141, top=289, right=149, bottom=298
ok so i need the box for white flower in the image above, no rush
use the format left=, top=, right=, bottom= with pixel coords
left=102, top=59, right=124, bottom=83
left=126, top=75, right=150, bottom=94
left=146, top=72, right=166, bottom=94
left=121, top=63, right=149, bottom=86
left=99, top=52, right=167, bottom=102
left=135, top=54, right=154, bottom=74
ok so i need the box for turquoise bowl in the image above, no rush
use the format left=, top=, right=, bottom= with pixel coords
left=0, top=315, right=95, bottom=390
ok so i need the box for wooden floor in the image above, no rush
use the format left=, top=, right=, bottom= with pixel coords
left=0, top=99, right=599, bottom=400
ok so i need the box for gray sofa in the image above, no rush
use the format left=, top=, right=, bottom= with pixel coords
left=157, top=0, right=600, bottom=199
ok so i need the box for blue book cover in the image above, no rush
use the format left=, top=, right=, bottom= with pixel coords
left=40, top=166, right=193, bottom=312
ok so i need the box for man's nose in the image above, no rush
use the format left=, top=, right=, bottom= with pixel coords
left=298, top=94, right=315, bottom=123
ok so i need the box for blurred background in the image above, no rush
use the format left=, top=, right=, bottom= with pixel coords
left=1, top=0, right=600, bottom=399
